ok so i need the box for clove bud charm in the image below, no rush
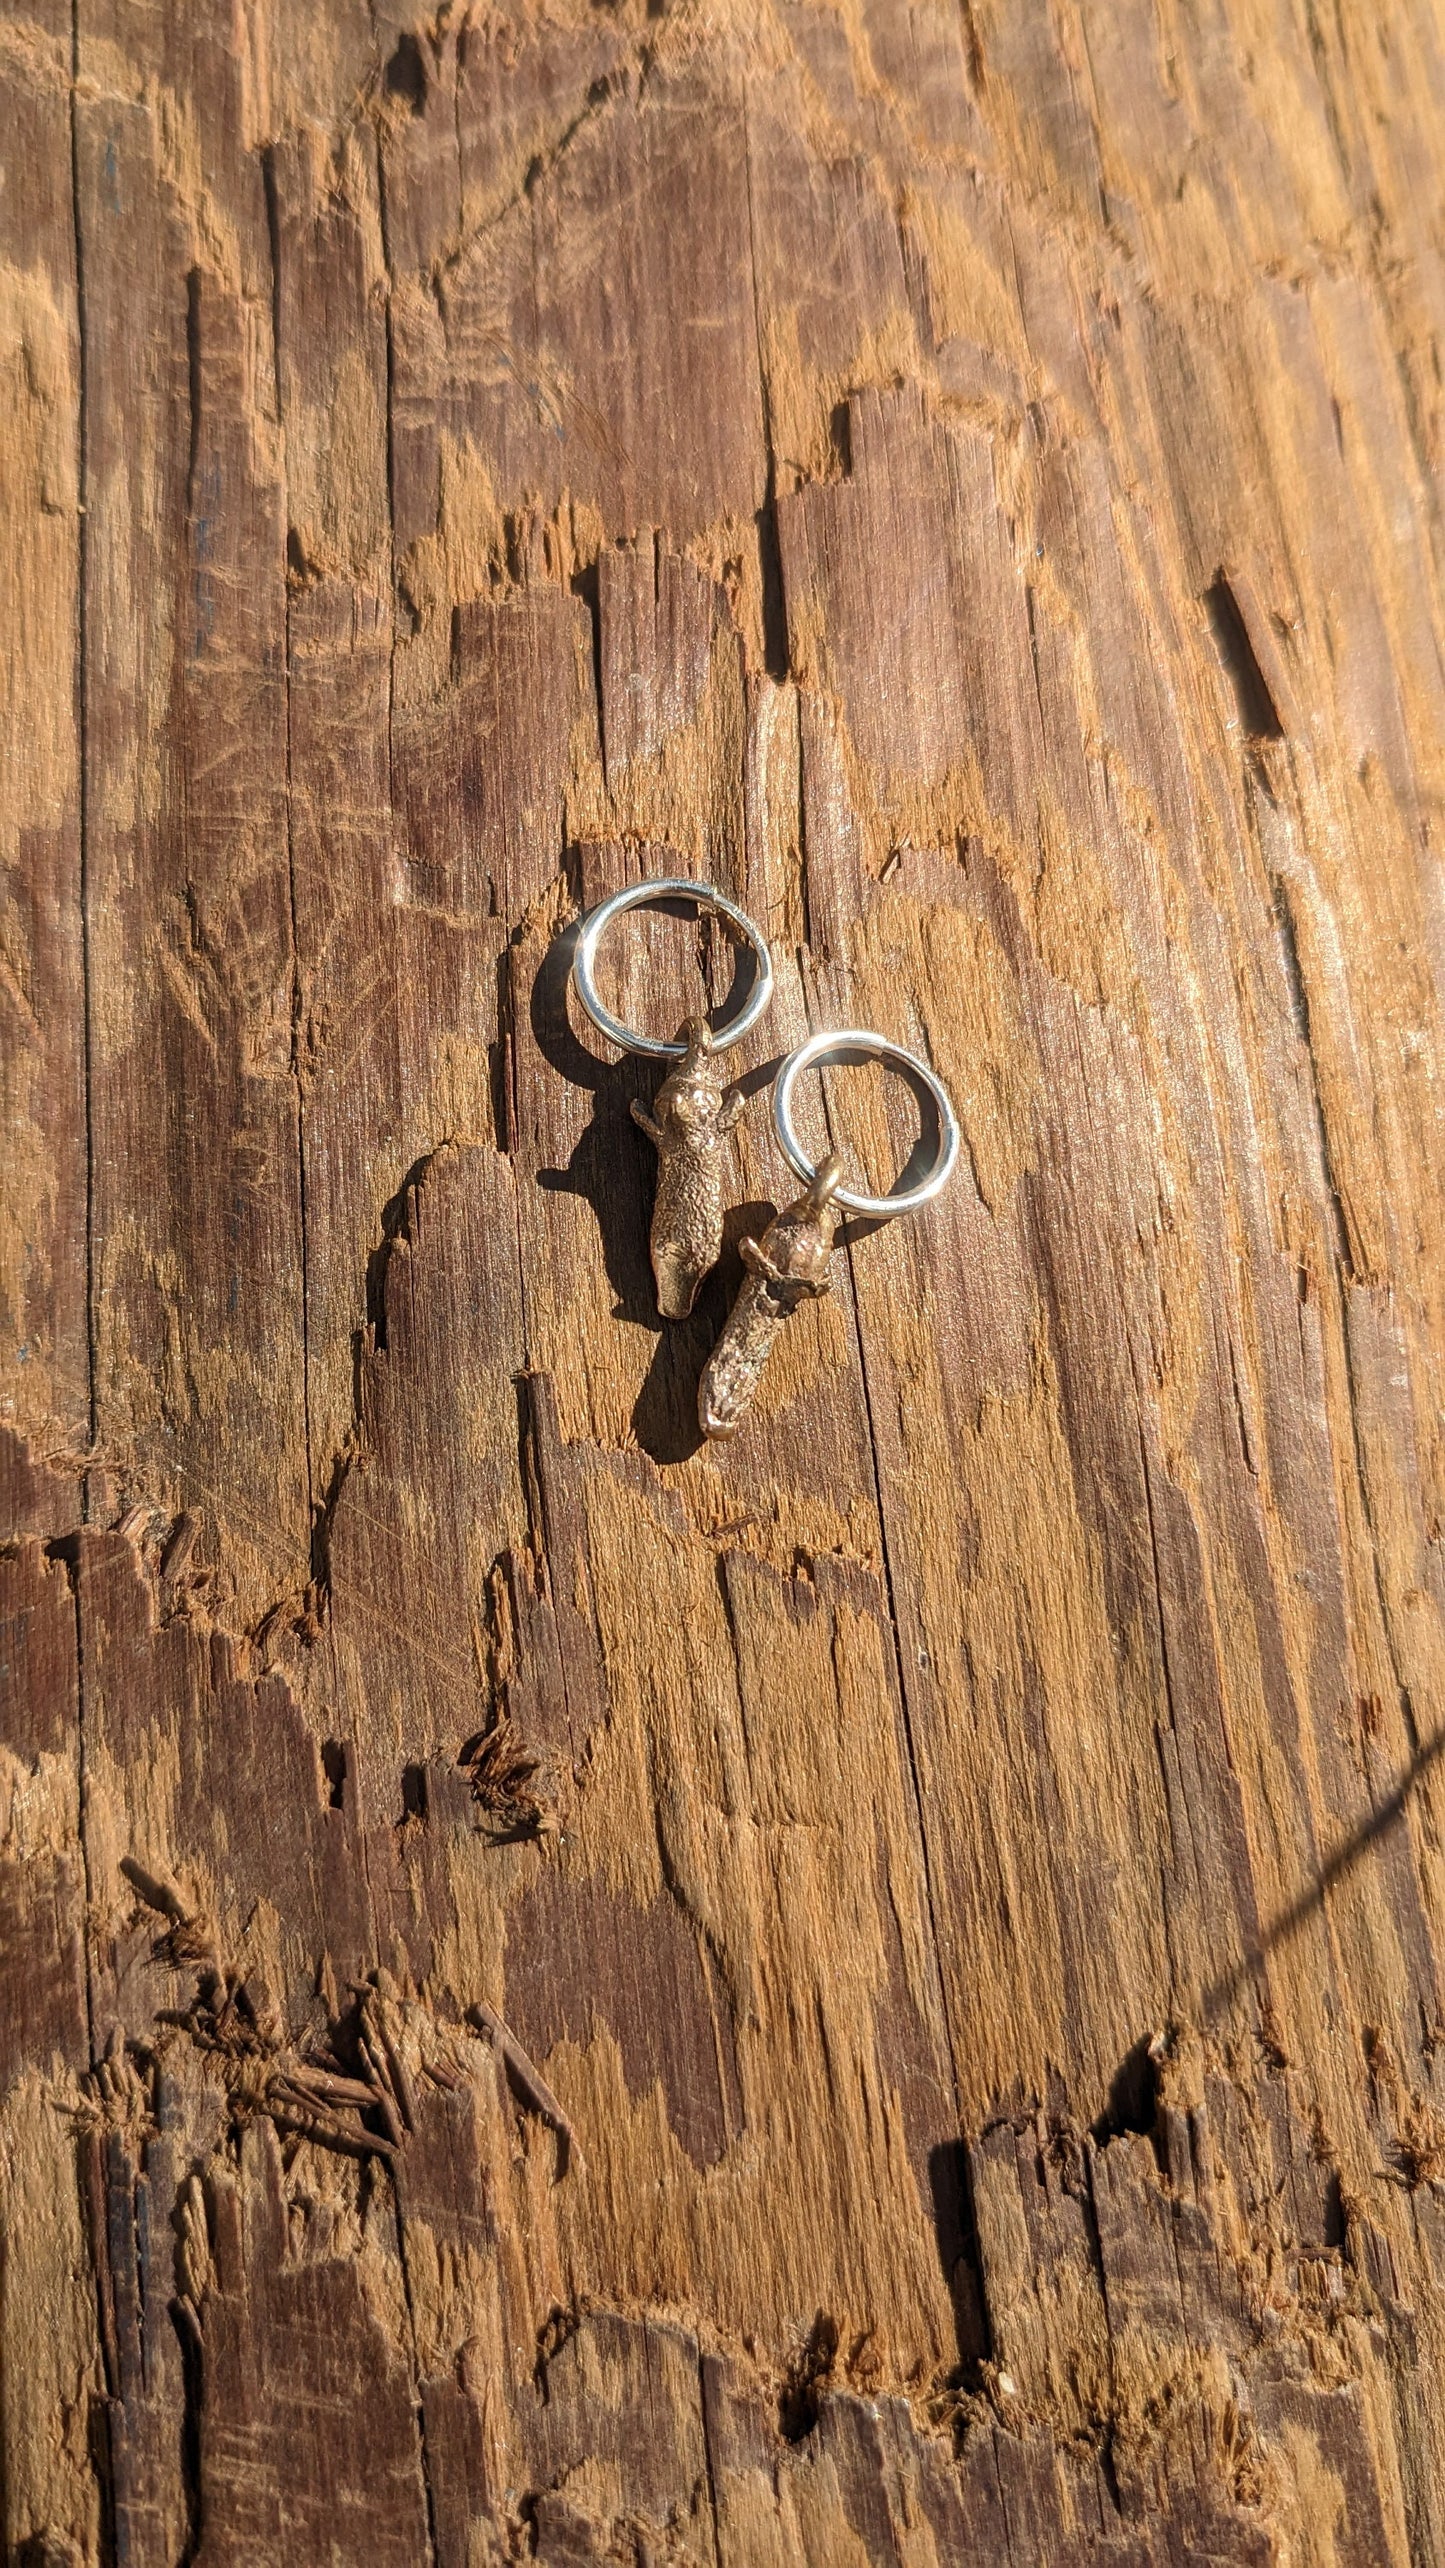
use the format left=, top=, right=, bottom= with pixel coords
left=698, top=1155, right=843, bottom=1439
left=631, top=1018, right=746, bottom=1319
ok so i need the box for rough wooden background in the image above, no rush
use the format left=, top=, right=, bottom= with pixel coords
left=4, top=0, right=1445, bottom=2556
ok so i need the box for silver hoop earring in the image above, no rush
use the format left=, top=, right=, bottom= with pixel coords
left=571, top=878, right=774, bottom=1319
left=699, top=1029, right=959, bottom=1440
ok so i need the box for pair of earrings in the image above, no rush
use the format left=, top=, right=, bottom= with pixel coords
left=570, top=878, right=959, bottom=1442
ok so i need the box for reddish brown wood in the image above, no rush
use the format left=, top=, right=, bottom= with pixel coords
left=5, top=0, right=1445, bottom=2557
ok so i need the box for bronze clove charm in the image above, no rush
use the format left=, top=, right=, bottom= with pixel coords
left=698, top=1155, right=843, bottom=1439
left=631, top=1017, right=746, bottom=1319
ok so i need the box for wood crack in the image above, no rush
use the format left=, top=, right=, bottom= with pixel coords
left=68, top=0, right=97, bottom=1469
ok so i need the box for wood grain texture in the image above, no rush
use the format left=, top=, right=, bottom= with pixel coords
left=4, top=0, right=1445, bottom=2555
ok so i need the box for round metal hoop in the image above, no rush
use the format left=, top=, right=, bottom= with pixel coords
left=773, top=1029, right=961, bottom=1219
left=571, top=878, right=774, bottom=1060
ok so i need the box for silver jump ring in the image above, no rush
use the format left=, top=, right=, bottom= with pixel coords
left=572, top=878, right=774, bottom=1061
left=774, top=1029, right=960, bottom=1219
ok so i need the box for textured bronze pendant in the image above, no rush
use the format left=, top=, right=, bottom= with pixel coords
left=630, top=1018, right=746, bottom=1319
left=698, top=1157, right=842, bottom=1438
left=699, top=1030, right=961, bottom=1443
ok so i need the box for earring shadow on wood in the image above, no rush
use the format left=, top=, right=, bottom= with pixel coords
left=627, top=1050, right=786, bottom=1465
left=530, top=921, right=660, bottom=1327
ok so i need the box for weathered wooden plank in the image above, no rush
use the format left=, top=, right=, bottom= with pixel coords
left=6, top=0, right=1445, bottom=2555
left=0, top=5, right=86, bottom=1477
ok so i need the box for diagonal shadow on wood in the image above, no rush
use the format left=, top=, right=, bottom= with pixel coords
left=1201, top=1722, right=1445, bottom=2021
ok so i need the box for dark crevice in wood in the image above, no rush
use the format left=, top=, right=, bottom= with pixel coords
left=374, top=81, right=402, bottom=1152
left=511, top=1376, right=590, bottom=1772
left=285, top=523, right=322, bottom=586
left=69, top=0, right=98, bottom=1476
left=184, top=266, right=203, bottom=515
left=742, top=92, right=792, bottom=681
left=1205, top=571, right=1286, bottom=739
left=1024, top=582, right=1048, bottom=740
left=173, top=2285, right=204, bottom=2568
left=307, top=1442, right=352, bottom=1612
left=264, top=136, right=317, bottom=1559
left=80, top=2126, right=118, bottom=2401
left=755, top=489, right=791, bottom=682
left=260, top=145, right=284, bottom=429
left=488, top=941, right=515, bottom=1151
left=364, top=1150, right=442, bottom=1355
left=1096, top=2418, right=1126, bottom=2523
left=777, top=2308, right=839, bottom=2442
left=47, top=1528, right=101, bottom=2070
left=1070, top=2122, right=1118, bottom=2336
left=384, top=30, right=428, bottom=114
left=1092, top=2033, right=1161, bottom=2146
left=515, top=1372, right=547, bottom=1568
left=1264, top=860, right=1355, bottom=1273
left=927, top=2138, right=992, bottom=2374
left=570, top=557, right=605, bottom=775
left=321, top=1739, right=348, bottom=1809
